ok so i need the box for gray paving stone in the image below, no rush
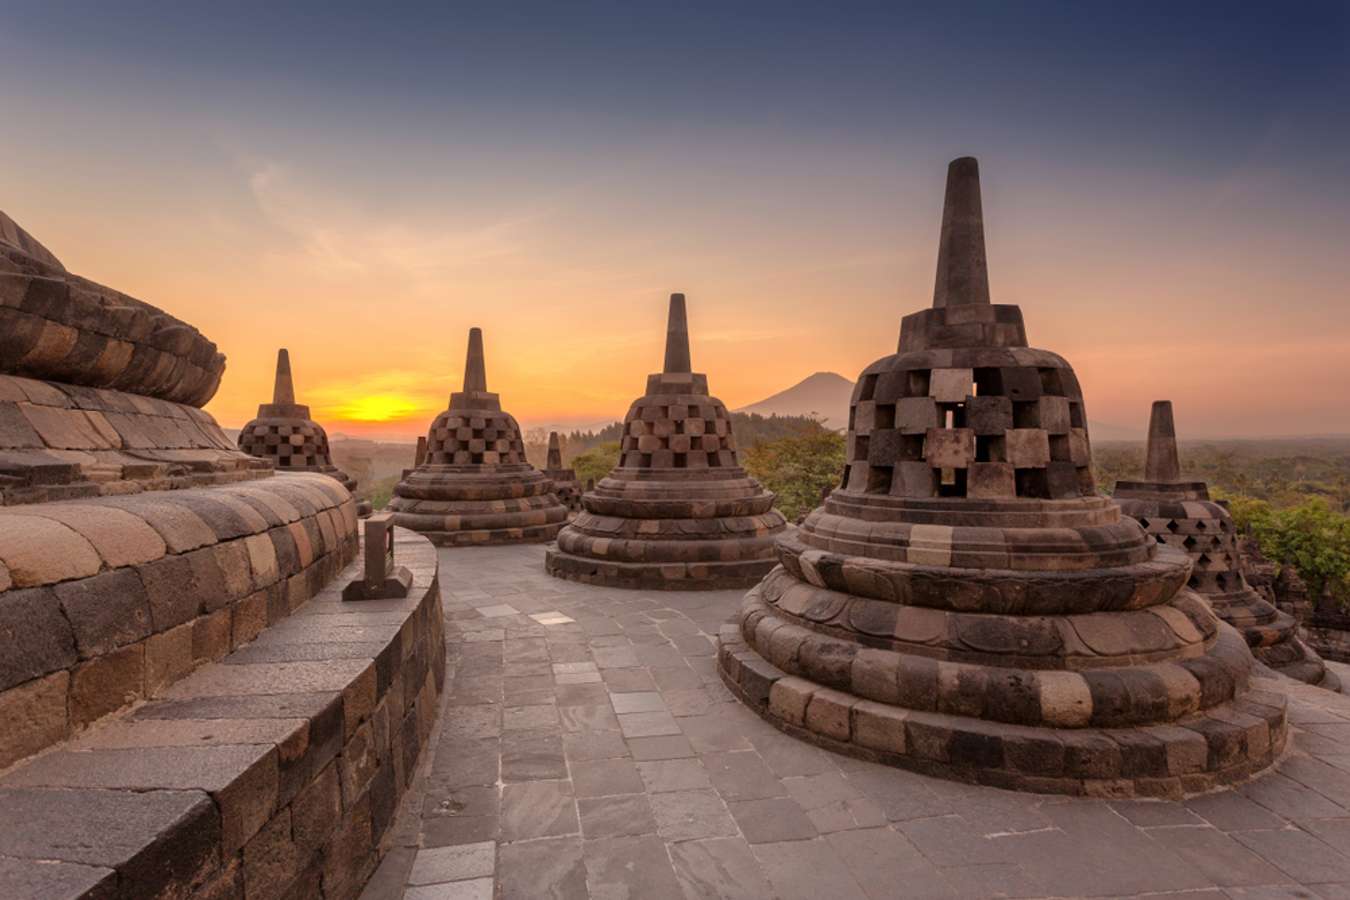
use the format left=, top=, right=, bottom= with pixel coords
left=610, top=691, right=667, bottom=714
left=754, top=838, right=869, bottom=900
left=617, top=710, right=682, bottom=738
left=727, top=797, right=817, bottom=844
left=627, top=735, right=695, bottom=761
left=668, top=837, right=775, bottom=900
left=408, top=842, right=495, bottom=885
left=703, top=750, right=787, bottom=801
left=498, top=836, right=586, bottom=900
left=1232, top=829, right=1350, bottom=884
left=578, top=794, right=658, bottom=839
left=637, top=759, right=713, bottom=794
left=570, top=758, right=645, bottom=798
left=583, top=834, right=685, bottom=899
left=405, top=879, right=493, bottom=899
left=500, top=733, right=567, bottom=782
left=500, top=780, right=578, bottom=841
left=651, top=790, right=739, bottom=842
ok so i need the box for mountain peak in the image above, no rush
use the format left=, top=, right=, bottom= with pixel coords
left=736, top=371, right=855, bottom=429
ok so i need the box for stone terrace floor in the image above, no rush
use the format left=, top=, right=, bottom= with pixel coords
left=360, top=544, right=1350, bottom=900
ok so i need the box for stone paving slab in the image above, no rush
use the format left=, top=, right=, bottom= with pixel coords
left=363, top=544, right=1350, bottom=900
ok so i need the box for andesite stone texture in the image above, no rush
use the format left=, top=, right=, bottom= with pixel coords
left=1114, top=401, right=1332, bottom=688
left=717, top=157, right=1286, bottom=797
left=543, top=431, right=583, bottom=514
left=546, top=293, right=788, bottom=589
left=0, top=210, right=269, bottom=504
left=388, top=328, right=568, bottom=545
left=238, top=348, right=371, bottom=516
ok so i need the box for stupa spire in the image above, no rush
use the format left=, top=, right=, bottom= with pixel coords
left=663, top=293, right=692, bottom=374
left=272, top=348, right=296, bottom=405
left=932, top=156, right=991, bottom=308
left=463, top=327, right=487, bottom=393
left=1144, top=400, right=1182, bottom=483
left=547, top=431, right=563, bottom=469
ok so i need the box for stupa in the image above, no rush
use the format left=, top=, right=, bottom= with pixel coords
left=543, top=431, right=583, bottom=513
left=717, top=158, right=1285, bottom=797
left=388, top=328, right=568, bottom=545
left=545, top=294, right=787, bottom=589
left=237, top=348, right=371, bottom=516
left=1115, top=401, right=1333, bottom=688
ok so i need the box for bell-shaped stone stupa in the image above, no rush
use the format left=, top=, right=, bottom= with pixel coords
left=389, top=328, right=567, bottom=545
left=1115, top=401, right=1333, bottom=688
left=543, top=431, right=583, bottom=513
left=238, top=348, right=370, bottom=516
left=717, top=158, right=1285, bottom=797
left=546, top=294, right=788, bottom=589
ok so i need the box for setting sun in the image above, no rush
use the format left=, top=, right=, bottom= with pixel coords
left=326, top=393, right=427, bottom=423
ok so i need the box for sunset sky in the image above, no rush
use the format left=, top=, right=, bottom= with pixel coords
left=2, top=2, right=1347, bottom=439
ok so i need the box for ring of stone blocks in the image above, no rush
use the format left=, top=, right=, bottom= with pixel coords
left=564, top=509, right=787, bottom=540
left=393, top=471, right=558, bottom=502
left=844, top=352, right=1095, bottom=502
left=784, top=515, right=1167, bottom=587
left=718, top=625, right=1286, bottom=798
left=771, top=532, right=1193, bottom=616
left=753, top=565, right=1222, bottom=664
left=390, top=493, right=565, bottom=515
left=581, top=492, right=778, bottom=519
left=556, top=527, right=785, bottom=564
left=1, top=374, right=243, bottom=455
left=544, top=548, right=780, bottom=589
left=618, top=394, right=740, bottom=469
left=738, top=586, right=1252, bottom=729
left=0, top=473, right=360, bottom=768
left=412, top=521, right=565, bottom=547
left=1, top=270, right=224, bottom=406
left=391, top=503, right=569, bottom=532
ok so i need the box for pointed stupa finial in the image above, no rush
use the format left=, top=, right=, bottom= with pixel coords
left=547, top=431, right=563, bottom=469
left=1144, top=400, right=1182, bottom=483
left=932, top=156, right=991, bottom=308
left=272, top=348, right=296, bottom=405
left=463, top=327, right=487, bottom=393
left=663, top=293, right=692, bottom=374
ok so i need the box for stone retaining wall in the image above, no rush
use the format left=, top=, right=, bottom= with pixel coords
left=0, top=473, right=359, bottom=770
left=0, top=525, right=444, bottom=899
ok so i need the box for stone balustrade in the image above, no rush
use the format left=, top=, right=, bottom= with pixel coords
left=0, top=472, right=360, bottom=770
left=0, top=523, right=444, bottom=899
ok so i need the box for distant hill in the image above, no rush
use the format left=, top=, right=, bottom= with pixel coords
left=737, top=372, right=854, bottom=429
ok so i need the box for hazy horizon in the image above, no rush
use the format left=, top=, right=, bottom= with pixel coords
left=4, top=1, right=1347, bottom=440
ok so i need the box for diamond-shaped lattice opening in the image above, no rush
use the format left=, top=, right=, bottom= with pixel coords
left=1166, top=520, right=1180, bottom=533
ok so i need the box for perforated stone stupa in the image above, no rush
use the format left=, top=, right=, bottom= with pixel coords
left=388, top=328, right=567, bottom=545
left=545, top=294, right=787, bottom=589
left=1115, top=401, right=1332, bottom=688
left=238, top=348, right=370, bottom=516
left=543, top=431, right=582, bottom=513
left=717, top=159, right=1286, bottom=797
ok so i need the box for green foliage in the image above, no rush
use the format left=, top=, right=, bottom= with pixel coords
left=742, top=427, right=847, bottom=521
left=570, top=441, right=620, bottom=486
left=364, top=475, right=399, bottom=511
left=1250, top=497, right=1350, bottom=600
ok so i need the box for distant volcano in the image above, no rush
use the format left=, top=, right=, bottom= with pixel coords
left=736, top=372, right=854, bottom=429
